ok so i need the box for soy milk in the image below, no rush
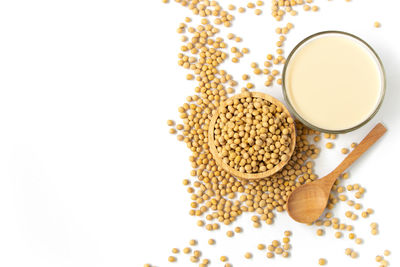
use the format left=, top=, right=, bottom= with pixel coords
left=284, top=32, right=384, bottom=131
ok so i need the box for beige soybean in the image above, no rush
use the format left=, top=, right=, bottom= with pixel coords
left=272, top=240, right=280, bottom=247
left=234, top=227, right=242, bottom=233
left=325, top=142, right=333, bottom=149
left=316, top=229, right=324, bottom=236
left=275, top=247, right=283, bottom=254
left=193, top=250, right=201, bottom=257
left=284, top=230, right=292, bottom=236
left=190, top=256, right=198, bottom=263
left=341, top=148, right=349, bottom=154
left=266, top=252, right=274, bottom=258
left=384, top=250, right=390, bottom=256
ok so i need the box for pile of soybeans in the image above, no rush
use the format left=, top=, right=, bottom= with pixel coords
left=211, top=92, right=295, bottom=175
left=143, top=0, right=391, bottom=266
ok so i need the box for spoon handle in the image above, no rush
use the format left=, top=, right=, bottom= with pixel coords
left=330, top=123, right=387, bottom=178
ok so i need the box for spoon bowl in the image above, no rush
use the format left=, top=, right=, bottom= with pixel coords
left=287, top=182, right=329, bottom=223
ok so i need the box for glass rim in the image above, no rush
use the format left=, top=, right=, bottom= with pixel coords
left=282, top=30, right=386, bottom=134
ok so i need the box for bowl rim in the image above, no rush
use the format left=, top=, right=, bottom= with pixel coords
left=282, top=30, right=386, bottom=134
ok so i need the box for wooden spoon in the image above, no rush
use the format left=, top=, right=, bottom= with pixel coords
left=287, top=123, right=387, bottom=224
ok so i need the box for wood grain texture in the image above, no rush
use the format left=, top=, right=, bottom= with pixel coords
left=287, top=123, right=387, bottom=223
left=208, top=91, right=296, bottom=180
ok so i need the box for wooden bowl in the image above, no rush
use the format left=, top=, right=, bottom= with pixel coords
left=208, top=92, right=296, bottom=180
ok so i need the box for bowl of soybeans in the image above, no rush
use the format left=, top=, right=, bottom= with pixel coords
left=208, top=91, right=296, bottom=180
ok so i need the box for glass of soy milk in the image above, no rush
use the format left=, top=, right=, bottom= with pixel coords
left=283, top=31, right=386, bottom=133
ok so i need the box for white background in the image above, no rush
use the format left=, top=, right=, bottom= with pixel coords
left=0, top=0, right=399, bottom=266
